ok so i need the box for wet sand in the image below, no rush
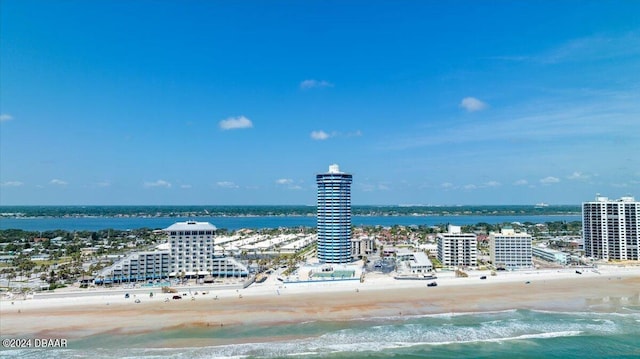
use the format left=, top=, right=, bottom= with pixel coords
left=1, top=268, right=639, bottom=345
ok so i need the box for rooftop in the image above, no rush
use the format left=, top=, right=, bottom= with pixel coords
left=163, top=221, right=217, bottom=231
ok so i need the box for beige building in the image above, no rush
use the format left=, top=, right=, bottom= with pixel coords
left=490, top=227, right=532, bottom=269
left=351, top=235, right=375, bottom=259
left=437, top=225, right=477, bottom=268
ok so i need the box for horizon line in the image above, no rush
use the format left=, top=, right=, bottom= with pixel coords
left=0, top=203, right=583, bottom=207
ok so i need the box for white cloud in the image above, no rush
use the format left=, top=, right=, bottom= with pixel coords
left=310, top=129, right=363, bottom=140
left=311, top=130, right=330, bottom=140
left=387, top=87, right=640, bottom=152
left=0, top=114, right=13, bottom=122
left=490, top=32, right=640, bottom=65
left=1, top=181, right=23, bottom=187
left=567, top=171, right=591, bottom=181
left=50, top=179, right=68, bottom=186
left=460, top=97, right=488, bottom=112
left=458, top=181, right=501, bottom=190
left=539, top=32, right=640, bottom=64
left=276, top=178, right=293, bottom=185
left=540, top=176, right=560, bottom=184
left=513, top=179, right=528, bottom=186
left=441, top=182, right=454, bottom=189
left=219, top=116, right=253, bottom=130
left=300, top=79, right=333, bottom=89
left=276, top=178, right=304, bottom=190
left=216, top=181, right=239, bottom=189
left=144, top=179, right=171, bottom=188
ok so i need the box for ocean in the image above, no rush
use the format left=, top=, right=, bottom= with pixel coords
left=0, top=214, right=580, bottom=231
left=3, top=309, right=640, bottom=358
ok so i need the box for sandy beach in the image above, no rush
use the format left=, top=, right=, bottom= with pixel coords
left=1, top=267, right=639, bottom=347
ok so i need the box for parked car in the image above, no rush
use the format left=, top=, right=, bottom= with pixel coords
left=427, top=282, right=438, bottom=287
left=172, top=295, right=182, bottom=300
left=480, top=276, right=487, bottom=280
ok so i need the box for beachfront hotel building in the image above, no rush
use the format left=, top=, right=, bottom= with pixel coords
left=165, top=220, right=216, bottom=276
left=489, top=227, right=533, bottom=269
left=94, top=221, right=248, bottom=285
left=582, top=195, right=639, bottom=261
left=316, top=164, right=353, bottom=264
left=437, top=225, right=478, bottom=268
left=95, top=250, right=171, bottom=284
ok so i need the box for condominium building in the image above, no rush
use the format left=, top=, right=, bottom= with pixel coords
left=165, top=221, right=216, bottom=276
left=316, top=164, right=353, bottom=264
left=94, top=221, right=250, bottom=285
left=95, top=250, right=171, bottom=284
left=489, top=227, right=533, bottom=269
left=582, top=195, right=639, bottom=260
left=351, top=236, right=375, bottom=259
left=437, top=225, right=478, bottom=267
left=532, top=246, right=568, bottom=265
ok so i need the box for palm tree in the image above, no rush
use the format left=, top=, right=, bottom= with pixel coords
left=6, top=271, right=16, bottom=289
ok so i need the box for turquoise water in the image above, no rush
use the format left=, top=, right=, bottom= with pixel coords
left=4, top=309, right=639, bottom=358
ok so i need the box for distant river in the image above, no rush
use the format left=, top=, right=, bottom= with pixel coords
left=0, top=215, right=580, bottom=231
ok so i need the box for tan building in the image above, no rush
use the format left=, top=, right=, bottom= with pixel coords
left=437, top=225, right=477, bottom=268
left=489, top=227, right=532, bottom=269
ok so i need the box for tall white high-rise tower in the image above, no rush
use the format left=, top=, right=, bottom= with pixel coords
left=583, top=195, right=639, bottom=260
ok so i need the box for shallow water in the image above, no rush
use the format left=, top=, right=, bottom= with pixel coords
left=4, top=308, right=639, bottom=358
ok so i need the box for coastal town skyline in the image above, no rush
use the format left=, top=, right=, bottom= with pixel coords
left=1, top=1, right=639, bottom=206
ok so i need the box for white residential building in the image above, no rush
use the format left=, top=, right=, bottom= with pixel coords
left=396, top=249, right=433, bottom=274
left=532, top=246, right=568, bottom=265
left=582, top=195, right=639, bottom=260
left=437, top=225, right=478, bottom=267
left=95, top=250, right=171, bottom=284
left=490, top=227, right=532, bottom=269
left=165, top=221, right=216, bottom=276
left=94, top=221, right=250, bottom=284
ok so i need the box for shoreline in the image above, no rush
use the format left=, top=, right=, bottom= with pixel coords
left=1, top=267, right=639, bottom=347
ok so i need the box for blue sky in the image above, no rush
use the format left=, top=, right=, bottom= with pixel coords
left=1, top=0, right=639, bottom=206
